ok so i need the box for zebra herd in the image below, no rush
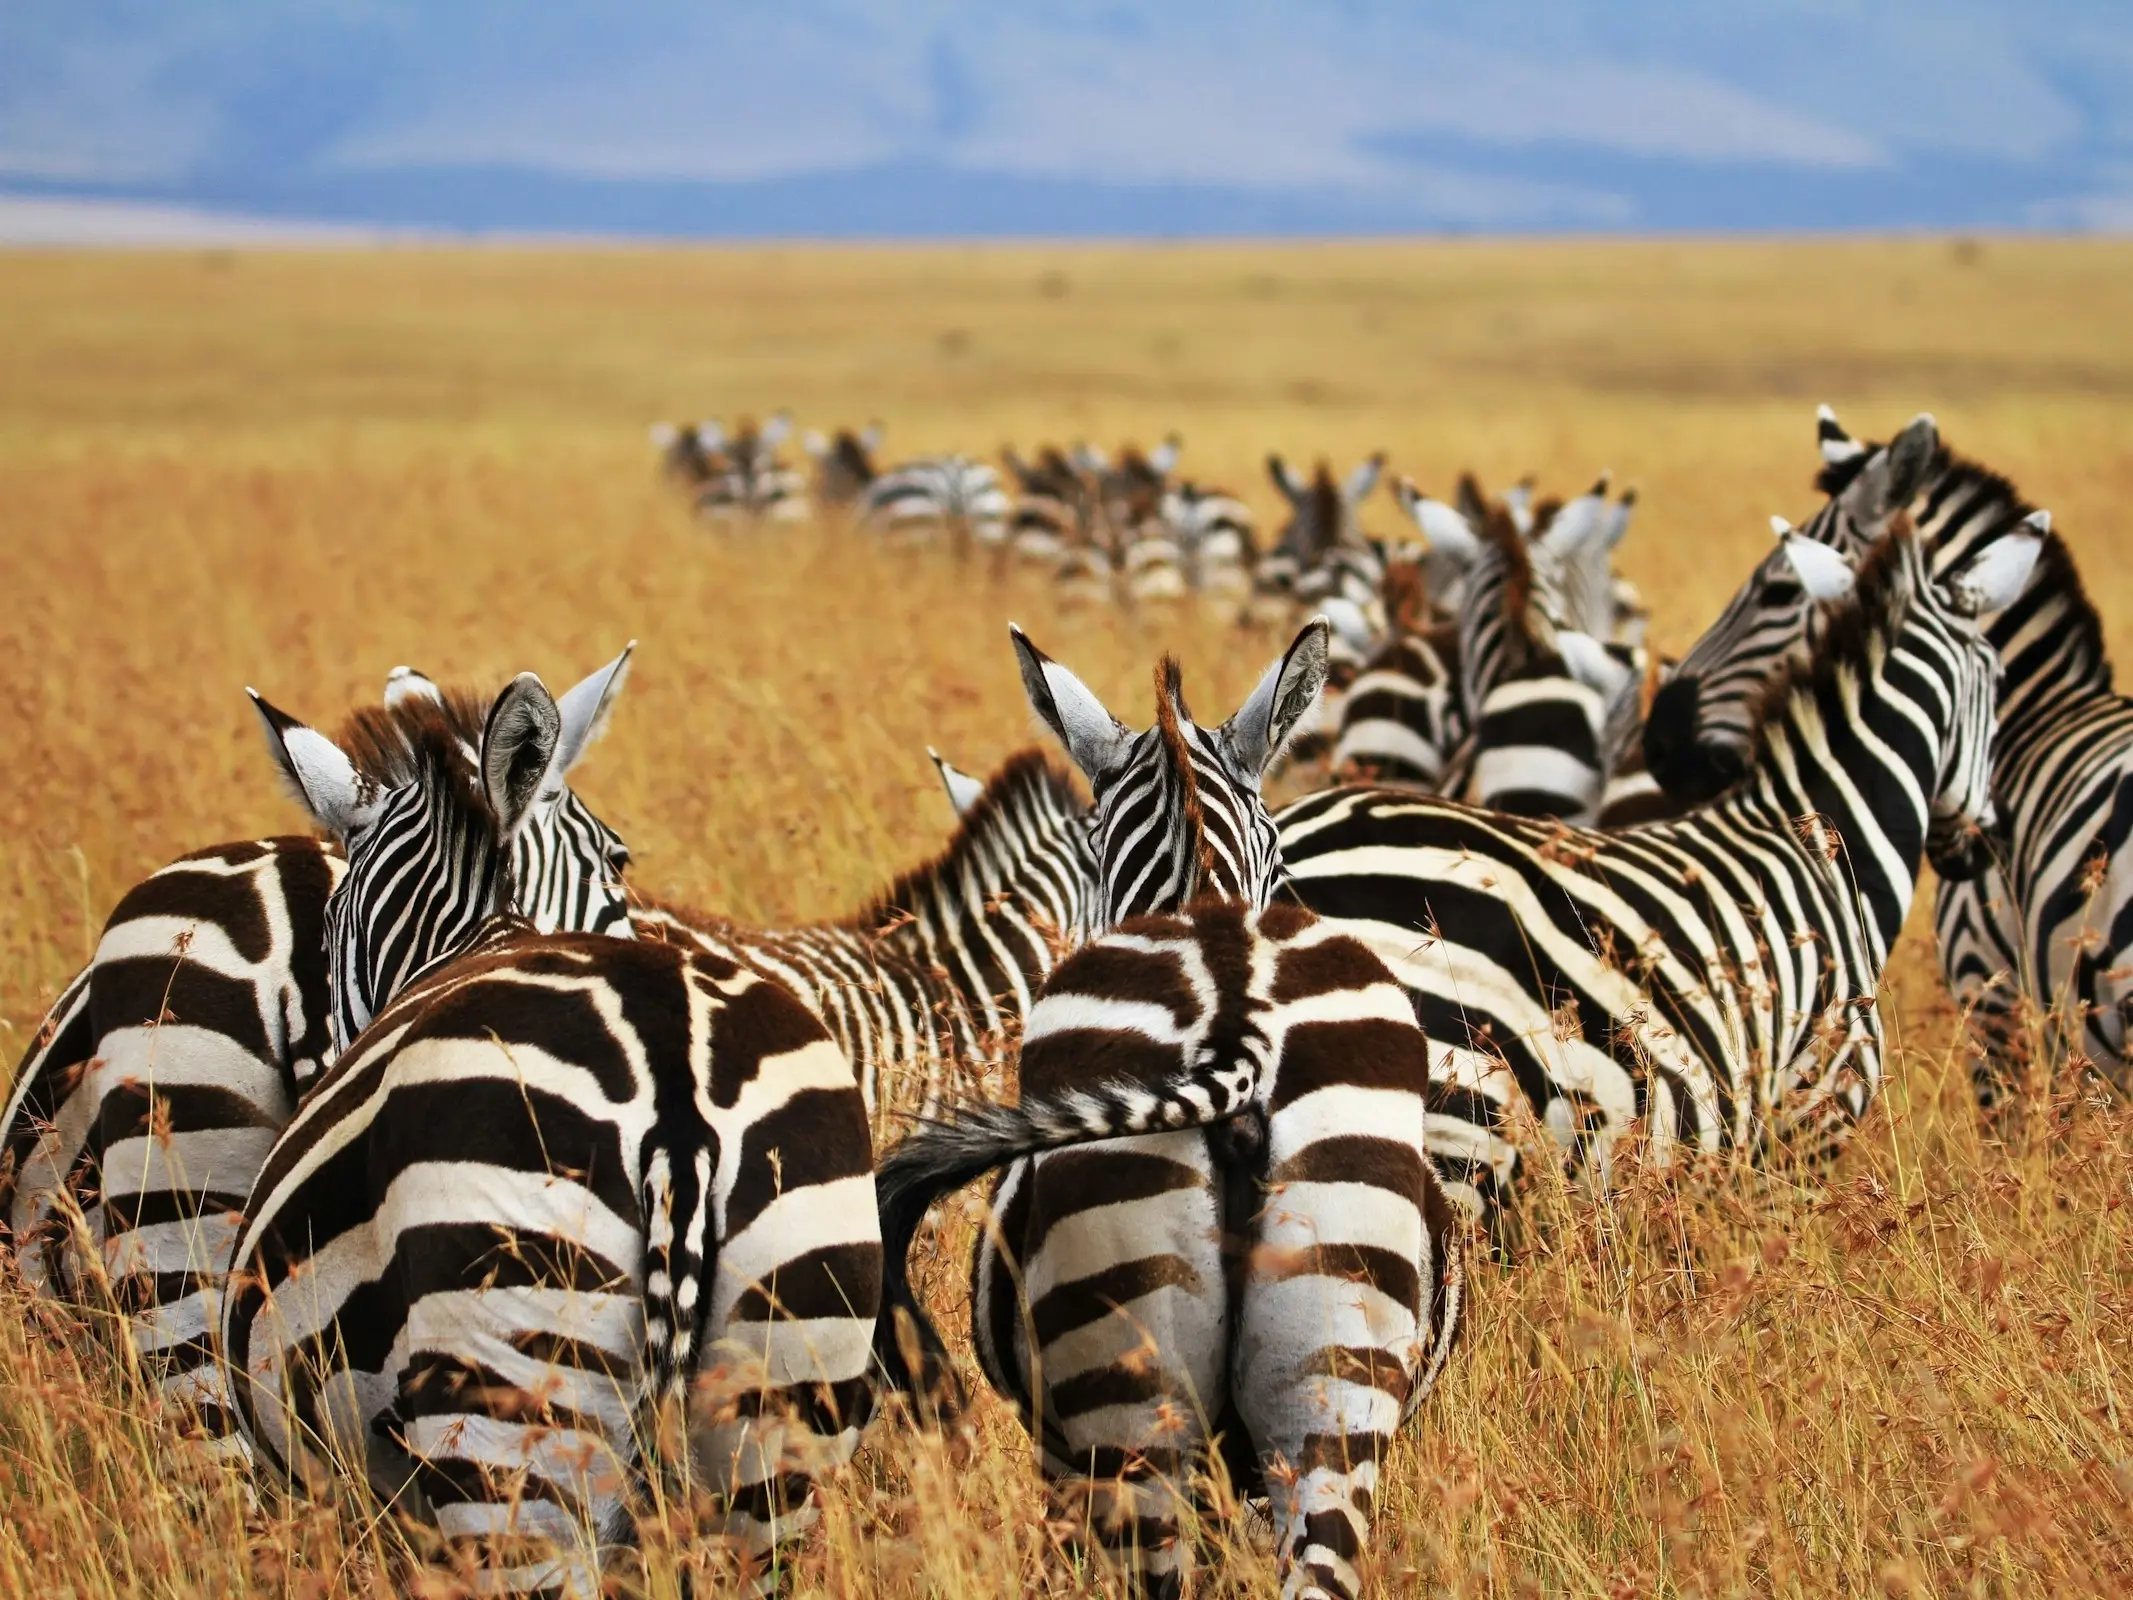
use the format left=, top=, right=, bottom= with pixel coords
left=6, top=401, right=2124, bottom=1597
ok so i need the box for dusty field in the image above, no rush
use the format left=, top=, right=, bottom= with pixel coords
left=0, top=239, right=2129, bottom=1596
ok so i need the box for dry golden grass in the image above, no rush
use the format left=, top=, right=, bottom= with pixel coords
left=0, top=238, right=2129, bottom=1597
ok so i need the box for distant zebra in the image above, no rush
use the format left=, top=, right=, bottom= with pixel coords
left=1455, top=500, right=1631, bottom=822
left=858, top=454, right=1012, bottom=556
left=1254, top=454, right=1386, bottom=609
left=225, top=672, right=876, bottom=1595
left=877, top=619, right=1467, bottom=1600
left=1160, top=480, right=1258, bottom=597
left=633, top=747, right=1093, bottom=1121
left=1002, top=445, right=1094, bottom=567
left=0, top=653, right=635, bottom=1457
left=1324, top=559, right=1470, bottom=791
left=649, top=421, right=715, bottom=489
left=1277, top=519, right=2036, bottom=1226
left=692, top=412, right=807, bottom=524
left=803, top=421, right=884, bottom=514
left=1644, top=407, right=2114, bottom=1106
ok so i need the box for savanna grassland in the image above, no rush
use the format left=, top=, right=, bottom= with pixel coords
left=0, top=238, right=2130, bottom=1597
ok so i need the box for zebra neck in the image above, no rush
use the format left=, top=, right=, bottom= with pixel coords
left=1740, top=663, right=1938, bottom=966
left=1985, top=572, right=2114, bottom=763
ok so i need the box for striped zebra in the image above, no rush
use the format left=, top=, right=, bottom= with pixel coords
left=224, top=672, right=876, bottom=1595
left=692, top=412, right=807, bottom=524
left=1644, top=408, right=2112, bottom=1105
left=0, top=653, right=636, bottom=1455
left=877, top=620, right=1468, bottom=1600
left=1002, top=445, right=1095, bottom=567
left=1326, top=560, right=1470, bottom=791
left=649, top=421, right=715, bottom=489
left=1276, top=518, right=2036, bottom=1226
left=1455, top=499, right=1634, bottom=822
left=802, top=422, right=883, bottom=514
left=1254, top=454, right=1386, bottom=610
left=1160, top=479, right=1258, bottom=598
left=632, top=746, right=1094, bottom=1121
left=858, top=454, right=1012, bottom=556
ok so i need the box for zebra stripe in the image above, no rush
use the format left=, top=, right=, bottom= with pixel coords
left=2, top=660, right=634, bottom=1459
left=859, top=455, right=1012, bottom=554
left=1277, top=521, right=2032, bottom=1228
left=878, top=625, right=1464, bottom=1600
left=223, top=927, right=879, bottom=1596
left=226, top=670, right=876, bottom=1592
left=690, top=413, right=807, bottom=524
left=634, top=749, right=1094, bottom=1121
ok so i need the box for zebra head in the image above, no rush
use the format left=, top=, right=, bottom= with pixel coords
left=1011, top=619, right=1330, bottom=927
left=1752, top=516, right=2042, bottom=881
left=251, top=648, right=636, bottom=1053
left=1645, top=409, right=1944, bottom=802
left=1268, top=453, right=1384, bottom=567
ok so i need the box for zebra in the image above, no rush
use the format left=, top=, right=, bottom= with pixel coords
left=691, top=412, right=806, bottom=524
left=1642, top=407, right=2115, bottom=1105
left=632, top=746, right=1095, bottom=1122
left=1002, top=445, right=1096, bottom=567
left=1276, top=517, right=2037, bottom=1227
left=875, top=618, right=1468, bottom=1600
left=1159, top=480, right=1258, bottom=597
left=802, top=421, right=884, bottom=514
left=649, top=421, right=715, bottom=489
left=1253, top=454, right=1386, bottom=611
left=224, top=670, right=877, bottom=1595
left=857, top=454, right=1012, bottom=556
left=0, top=652, right=636, bottom=1458
left=1454, top=498, right=1634, bottom=822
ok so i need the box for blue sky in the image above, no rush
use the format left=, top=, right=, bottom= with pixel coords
left=4, top=3, right=2130, bottom=237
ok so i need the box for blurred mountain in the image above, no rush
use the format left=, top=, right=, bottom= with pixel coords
left=4, top=3, right=2129, bottom=236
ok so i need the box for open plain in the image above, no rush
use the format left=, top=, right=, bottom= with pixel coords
left=1, top=238, right=2130, bottom=1596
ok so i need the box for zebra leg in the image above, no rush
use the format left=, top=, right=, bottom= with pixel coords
left=1023, top=1129, right=1228, bottom=1600
left=92, top=1018, right=294, bottom=1456
left=690, top=1072, right=879, bottom=1595
left=1, top=966, right=100, bottom=1300
left=390, top=1174, right=648, bottom=1597
left=1233, top=1083, right=1440, bottom=1600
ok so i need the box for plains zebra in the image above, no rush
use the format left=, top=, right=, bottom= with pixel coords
left=225, top=672, right=876, bottom=1595
left=858, top=454, right=1012, bottom=555
left=0, top=653, right=636, bottom=1456
left=1321, top=559, right=1470, bottom=791
left=1276, top=519, right=2036, bottom=1226
left=692, top=412, right=806, bottom=524
left=1254, top=454, right=1385, bottom=608
left=802, top=421, right=883, bottom=513
left=632, top=747, right=1094, bottom=1121
left=1455, top=500, right=1631, bottom=822
left=1159, top=479, right=1258, bottom=597
left=877, top=619, right=1467, bottom=1600
left=1002, top=445, right=1094, bottom=567
left=649, top=421, right=715, bottom=489
left=1644, top=408, right=2115, bottom=1105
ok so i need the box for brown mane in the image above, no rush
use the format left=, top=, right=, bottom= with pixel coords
left=1481, top=502, right=1544, bottom=651
left=1153, top=656, right=1219, bottom=890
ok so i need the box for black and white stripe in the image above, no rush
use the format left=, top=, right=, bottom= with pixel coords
left=1277, top=520, right=2036, bottom=1227
left=1, top=656, right=635, bottom=1458
left=634, top=748, right=1094, bottom=1121
left=877, top=622, right=1464, bottom=1600
left=225, top=674, right=877, bottom=1594
left=690, top=413, right=806, bottom=524
left=858, top=454, right=1012, bottom=555
left=1645, top=407, right=2107, bottom=1107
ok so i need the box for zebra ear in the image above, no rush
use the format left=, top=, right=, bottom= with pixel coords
left=1397, top=479, right=1480, bottom=564
left=1817, top=403, right=1865, bottom=466
left=1344, top=453, right=1385, bottom=505
left=861, top=421, right=885, bottom=452
left=1843, top=413, right=1939, bottom=517
left=1942, top=516, right=2046, bottom=617
left=1780, top=531, right=1858, bottom=602
left=928, top=746, right=987, bottom=818
left=761, top=411, right=793, bottom=448
left=382, top=665, right=443, bottom=708
left=1224, top=617, right=1332, bottom=778
left=1267, top=454, right=1308, bottom=503
left=248, top=690, right=380, bottom=838
left=1149, top=433, right=1182, bottom=476
left=552, top=642, right=634, bottom=781
left=1010, top=624, right=1133, bottom=783
left=802, top=429, right=829, bottom=460
left=1319, top=596, right=1378, bottom=657
left=482, top=675, right=564, bottom=841
left=649, top=422, right=679, bottom=449
left=695, top=420, right=725, bottom=451
left=1557, top=632, right=1636, bottom=702
left=1605, top=488, right=1637, bottom=550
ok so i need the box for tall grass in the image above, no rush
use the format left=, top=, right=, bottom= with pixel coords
left=1, top=240, right=2129, bottom=1595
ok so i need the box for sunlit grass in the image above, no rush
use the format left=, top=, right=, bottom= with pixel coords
left=1, top=239, right=2129, bottom=1595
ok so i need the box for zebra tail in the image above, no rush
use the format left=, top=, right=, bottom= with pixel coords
left=639, top=1140, right=717, bottom=1411
left=875, top=1072, right=1253, bottom=1412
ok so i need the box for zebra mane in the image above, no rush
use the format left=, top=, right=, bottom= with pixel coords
left=1153, top=657, right=1220, bottom=891
left=335, top=687, right=489, bottom=793
left=1481, top=502, right=1544, bottom=651
left=1746, top=518, right=1922, bottom=757
left=2022, top=522, right=2111, bottom=675
left=853, top=749, right=1086, bottom=932
left=1382, top=557, right=1432, bottom=632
